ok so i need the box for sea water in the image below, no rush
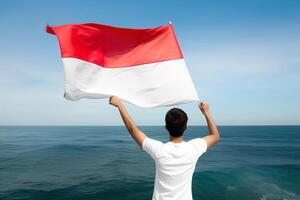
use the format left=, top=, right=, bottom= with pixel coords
left=0, top=126, right=299, bottom=200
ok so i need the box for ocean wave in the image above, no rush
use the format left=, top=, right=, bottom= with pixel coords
left=258, top=183, right=299, bottom=200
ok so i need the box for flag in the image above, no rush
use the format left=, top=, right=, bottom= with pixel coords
left=46, top=23, right=199, bottom=107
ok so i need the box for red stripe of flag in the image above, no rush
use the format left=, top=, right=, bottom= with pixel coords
left=46, top=23, right=183, bottom=68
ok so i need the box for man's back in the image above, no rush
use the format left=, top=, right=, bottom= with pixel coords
left=143, top=137, right=207, bottom=200
left=109, top=97, right=219, bottom=199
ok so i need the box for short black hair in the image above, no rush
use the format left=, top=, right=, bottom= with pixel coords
left=165, top=108, right=188, bottom=137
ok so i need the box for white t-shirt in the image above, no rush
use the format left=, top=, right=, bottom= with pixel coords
left=142, top=137, right=207, bottom=200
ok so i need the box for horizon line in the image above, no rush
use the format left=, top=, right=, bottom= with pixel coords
left=0, top=124, right=299, bottom=127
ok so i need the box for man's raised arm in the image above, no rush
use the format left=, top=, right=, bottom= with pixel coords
left=109, top=96, right=146, bottom=148
left=199, top=102, right=220, bottom=149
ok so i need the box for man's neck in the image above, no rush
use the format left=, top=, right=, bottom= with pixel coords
left=169, top=136, right=184, bottom=143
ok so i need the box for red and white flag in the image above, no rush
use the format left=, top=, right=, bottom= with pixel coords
left=47, top=23, right=199, bottom=107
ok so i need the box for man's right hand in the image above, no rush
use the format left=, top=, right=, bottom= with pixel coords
left=198, top=102, right=220, bottom=149
left=199, top=102, right=209, bottom=115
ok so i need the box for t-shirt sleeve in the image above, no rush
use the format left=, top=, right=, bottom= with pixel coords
left=142, top=137, right=163, bottom=160
left=189, top=138, right=208, bottom=157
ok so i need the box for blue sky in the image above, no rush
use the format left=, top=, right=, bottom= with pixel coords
left=0, top=0, right=299, bottom=125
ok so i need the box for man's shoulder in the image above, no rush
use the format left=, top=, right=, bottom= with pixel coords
left=142, top=137, right=164, bottom=159
left=142, top=137, right=164, bottom=150
left=144, top=137, right=164, bottom=144
left=187, top=138, right=208, bottom=155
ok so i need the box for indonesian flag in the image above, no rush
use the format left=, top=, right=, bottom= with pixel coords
left=47, top=23, right=199, bottom=107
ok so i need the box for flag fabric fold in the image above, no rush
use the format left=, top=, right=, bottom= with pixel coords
left=47, top=23, right=199, bottom=107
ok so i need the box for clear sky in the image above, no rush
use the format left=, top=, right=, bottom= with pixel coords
left=0, top=0, right=299, bottom=125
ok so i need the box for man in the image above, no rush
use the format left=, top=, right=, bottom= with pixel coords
left=109, top=96, right=220, bottom=200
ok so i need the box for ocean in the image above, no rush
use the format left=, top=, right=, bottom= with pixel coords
left=0, top=126, right=299, bottom=200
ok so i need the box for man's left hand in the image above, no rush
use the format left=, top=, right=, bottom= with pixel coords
left=109, top=96, right=123, bottom=108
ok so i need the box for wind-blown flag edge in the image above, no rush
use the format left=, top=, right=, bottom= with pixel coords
left=47, top=23, right=199, bottom=107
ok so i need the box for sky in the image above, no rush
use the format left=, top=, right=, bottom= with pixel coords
left=0, top=0, right=299, bottom=125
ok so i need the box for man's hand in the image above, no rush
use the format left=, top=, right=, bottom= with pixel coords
left=199, top=102, right=209, bottom=115
left=109, top=96, right=123, bottom=108
left=109, top=95, right=146, bottom=148
left=198, top=102, right=220, bottom=149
